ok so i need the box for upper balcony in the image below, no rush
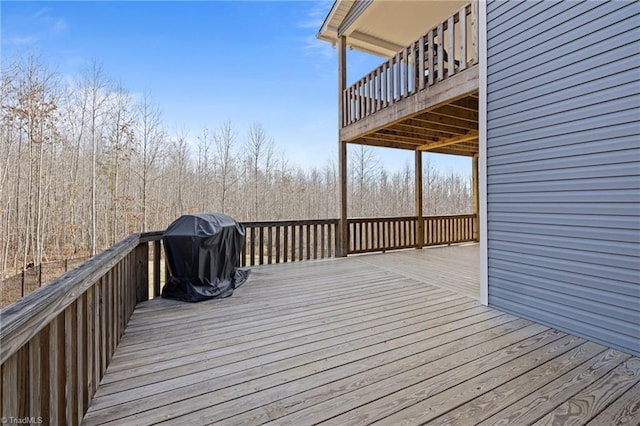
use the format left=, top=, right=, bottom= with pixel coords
left=320, top=1, right=479, bottom=157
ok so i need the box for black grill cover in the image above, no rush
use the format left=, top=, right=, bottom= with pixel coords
left=161, top=213, right=249, bottom=302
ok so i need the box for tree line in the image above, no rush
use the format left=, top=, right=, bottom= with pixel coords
left=0, top=55, right=472, bottom=278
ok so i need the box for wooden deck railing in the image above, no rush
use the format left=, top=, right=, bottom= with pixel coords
left=342, top=2, right=478, bottom=127
left=348, top=214, right=477, bottom=254
left=241, top=215, right=477, bottom=263
left=242, top=219, right=339, bottom=266
left=0, top=214, right=475, bottom=423
left=0, top=235, right=150, bottom=426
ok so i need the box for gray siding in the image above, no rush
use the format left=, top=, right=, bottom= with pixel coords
left=486, top=0, right=640, bottom=356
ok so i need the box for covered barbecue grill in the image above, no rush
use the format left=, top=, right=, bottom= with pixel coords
left=161, top=213, right=249, bottom=302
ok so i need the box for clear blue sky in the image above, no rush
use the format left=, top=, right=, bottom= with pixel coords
left=1, top=1, right=469, bottom=174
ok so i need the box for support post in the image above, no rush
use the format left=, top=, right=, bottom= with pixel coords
left=472, top=153, right=479, bottom=241
left=339, top=141, right=348, bottom=256
left=338, top=36, right=349, bottom=257
left=415, top=150, right=424, bottom=248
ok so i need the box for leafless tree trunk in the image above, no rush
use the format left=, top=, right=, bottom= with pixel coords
left=214, top=122, right=238, bottom=214
left=3, top=55, right=60, bottom=270
left=84, top=61, right=110, bottom=255
left=169, top=129, right=190, bottom=218
left=0, top=64, right=19, bottom=278
left=135, top=92, right=165, bottom=231
left=245, top=122, right=274, bottom=219
left=104, top=84, right=135, bottom=244
left=349, top=145, right=379, bottom=217
left=197, top=127, right=214, bottom=212
left=60, top=74, right=89, bottom=256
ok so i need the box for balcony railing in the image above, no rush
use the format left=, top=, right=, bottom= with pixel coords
left=0, top=214, right=476, bottom=424
left=342, top=2, right=478, bottom=127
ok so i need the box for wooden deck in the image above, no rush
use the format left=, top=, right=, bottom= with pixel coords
left=82, top=244, right=640, bottom=425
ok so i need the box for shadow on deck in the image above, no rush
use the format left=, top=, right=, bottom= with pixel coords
left=83, top=244, right=639, bottom=425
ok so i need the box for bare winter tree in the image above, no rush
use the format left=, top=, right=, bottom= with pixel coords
left=0, top=63, right=17, bottom=278
left=102, top=83, right=135, bottom=244
left=423, top=155, right=438, bottom=214
left=1, top=55, right=60, bottom=271
left=214, top=122, right=239, bottom=214
left=245, top=122, right=274, bottom=219
left=349, top=145, right=380, bottom=216
left=196, top=127, right=214, bottom=212
left=322, top=158, right=338, bottom=218
left=84, top=61, right=111, bottom=255
left=59, top=74, right=90, bottom=256
left=168, top=128, right=191, bottom=218
left=135, top=92, right=166, bottom=231
left=274, top=152, right=292, bottom=220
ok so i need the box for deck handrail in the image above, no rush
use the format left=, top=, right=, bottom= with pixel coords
left=0, top=233, right=149, bottom=425
left=342, top=1, right=478, bottom=127
left=0, top=235, right=138, bottom=364
left=0, top=214, right=476, bottom=424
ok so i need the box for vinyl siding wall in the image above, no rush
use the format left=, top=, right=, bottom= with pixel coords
left=485, top=0, right=640, bottom=356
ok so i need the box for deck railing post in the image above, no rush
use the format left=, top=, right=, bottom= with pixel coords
left=337, top=35, right=349, bottom=257
left=415, top=151, right=424, bottom=248
left=339, top=139, right=348, bottom=257
left=473, top=153, right=479, bottom=241
left=153, top=240, right=161, bottom=297
left=136, top=243, right=149, bottom=303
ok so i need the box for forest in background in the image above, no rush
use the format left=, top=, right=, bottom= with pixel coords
left=1, top=55, right=472, bottom=279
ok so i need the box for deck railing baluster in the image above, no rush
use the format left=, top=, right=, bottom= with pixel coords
left=298, top=224, right=304, bottom=261
left=250, top=227, right=255, bottom=266
left=437, top=23, right=444, bottom=81
left=283, top=226, right=289, bottom=262
left=448, top=15, right=456, bottom=77
left=389, top=57, right=395, bottom=104
left=275, top=226, right=281, bottom=263
left=259, top=226, right=265, bottom=265
left=291, top=225, right=297, bottom=261
left=153, top=240, right=161, bottom=296
left=267, top=226, right=273, bottom=264
left=428, top=29, right=435, bottom=86
left=306, top=224, right=312, bottom=260
left=459, top=6, right=467, bottom=71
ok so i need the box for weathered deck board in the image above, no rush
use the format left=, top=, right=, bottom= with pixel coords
left=82, top=244, right=638, bottom=425
left=477, top=348, right=634, bottom=425
left=354, top=244, right=479, bottom=299
left=534, top=358, right=640, bottom=426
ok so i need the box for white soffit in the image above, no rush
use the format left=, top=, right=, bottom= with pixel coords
left=319, top=0, right=467, bottom=58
